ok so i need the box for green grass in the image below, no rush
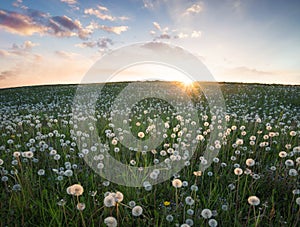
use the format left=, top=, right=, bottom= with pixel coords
left=0, top=81, right=299, bottom=226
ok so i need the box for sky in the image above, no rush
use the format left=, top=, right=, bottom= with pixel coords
left=0, top=0, right=300, bottom=88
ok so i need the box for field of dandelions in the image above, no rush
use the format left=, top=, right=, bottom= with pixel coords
left=0, top=82, right=299, bottom=227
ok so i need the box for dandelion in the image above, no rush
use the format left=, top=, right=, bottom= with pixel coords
left=129, top=201, right=136, bottom=207
left=185, top=196, right=195, bottom=206
left=172, top=179, right=183, bottom=188
left=1, top=176, right=8, bottom=182
left=13, top=152, right=21, bottom=158
left=104, top=216, right=117, bottom=227
left=201, top=208, right=212, bottom=219
left=23, top=151, right=34, bottom=158
left=246, top=158, right=255, bottom=167
left=76, top=203, right=85, bottom=211
left=180, top=224, right=190, bottom=227
left=57, top=199, right=66, bottom=206
left=64, top=169, right=73, bottom=177
left=290, top=131, right=296, bottom=136
left=279, top=151, right=287, bottom=158
left=137, top=132, right=145, bottom=138
left=185, top=219, right=194, bottom=226
left=289, top=169, right=298, bottom=176
left=166, top=214, right=174, bottom=222
left=115, top=191, right=124, bottom=203
left=191, top=185, right=198, bottom=192
left=285, top=159, right=294, bottom=167
left=187, top=209, right=194, bottom=215
left=37, top=169, right=45, bottom=176
left=67, top=184, right=84, bottom=196
left=132, top=205, right=143, bottom=216
left=12, top=184, right=22, bottom=191
left=208, top=219, right=218, bottom=227
left=193, top=171, right=202, bottom=177
left=104, top=195, right=116, bottom=207
left=248, top=196, right=260, bottom=206
left=234, top=167, right=243, bottom=176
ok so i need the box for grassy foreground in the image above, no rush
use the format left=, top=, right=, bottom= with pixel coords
left=0, top=82, right=299, bottom=226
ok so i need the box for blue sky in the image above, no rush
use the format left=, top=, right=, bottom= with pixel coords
left=0, top=0, right=300, bottom=88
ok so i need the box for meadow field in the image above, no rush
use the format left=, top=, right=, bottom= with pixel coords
left=0, top=82, right=299, bottom=226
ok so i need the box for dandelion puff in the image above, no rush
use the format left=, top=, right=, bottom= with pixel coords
left=208, top=219, right=218, bottom=227
left=248, top=196, right=260, bottom=206
left=234, top=167, right=243, bottom=176
left=64, top=169, right=73, bottom=177
left=201, top=208, right=212, bottom=219
left=76, top=202, right=85, bottom=211
left=166, top=214, right=174, bottom=222
left=289, top=169, right=298, bottom=176
left=57, top=199, right=66, bottom=206
left=37, top=169, right=45, bottom=176
left=285, top=159, right=294, bottom=167
left=128, top=201, right=136, bottom=207
left=68, top=184, right=84, bottom=196
left=279, top=151, right=287, bottom=158
left=172, top=179, right=183, bottom=188
left=187, top=209, right=194, bottom=215
left=132, top=205, right=143, bottom=217
left=104, top=195, right=116, bottom=207
left=185, top=219, right=194, bottom=226
left=185, top=196, right=195, bottom=206
left=138, top=132, right=145, bottom=138
left=104, top=216, right=117, bottom=227
left=115, top=191, right=124, bottom=203
left=246, top=158, right=255, bottom=167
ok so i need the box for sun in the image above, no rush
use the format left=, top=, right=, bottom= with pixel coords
left=180, top=79, right=195, bottom=88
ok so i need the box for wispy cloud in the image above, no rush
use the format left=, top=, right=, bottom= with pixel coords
left=84, top=5, right=129, bottom=21
left=75, top=37, right=114, bottom=51
left=55, top=50, right=80, bottom=59
left=183, top=2, right=204, bottom=16
left=0, top=40, right=39, bottom=57
left=99, top=25, right=128, bottom=34
left=0, top=70, right=17, bottom=80
left=0, top=9, right=48, bottom=35
left=151, top=22, right=201, bottom=40
left=60, top=0, right=77, bottom=5
left=0, top=9, right=93, bottom=39
left=191, top=30, right=201, bottom=38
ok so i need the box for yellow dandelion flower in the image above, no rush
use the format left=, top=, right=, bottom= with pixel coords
left=164, top=201, right=170, bottom=206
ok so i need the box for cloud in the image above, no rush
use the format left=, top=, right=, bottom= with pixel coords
left=13, top=40, right=39, bottom=50
left=183, top=2, right=204, bottom=16
left=150, top=22, right=202, bottom=40
left=157, top=34, right=171, bottom=39
left=143, top=0, right=162, bottom=10
left=153, top=22, right=161, bottom=31
left=0, top=70, right=17, bottom=80
left=60, top=0, right=77, bottom=5
left=191, top=30, right=201, bottom=38
left=97, top=38, right=114, bottom=49
left=84, top=5, right=129, bottom=21
left=0, top=9, right=92, bottom=39
left=99, top=25, right=128, bottom=34
left=229, top=66, right=274, bottom=76
left=75, top=38, right=114, bottom=50
left=55, top=50, right=80, bottom=59
left=0, top=9, right=48, bottom=35
left=175, top=32, right=189, bottom=39
left=0, top=40, right=39, bottom=58
left=0, top=49, right=11, bottom=56
left=75, top=41, right=97, bottom=48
